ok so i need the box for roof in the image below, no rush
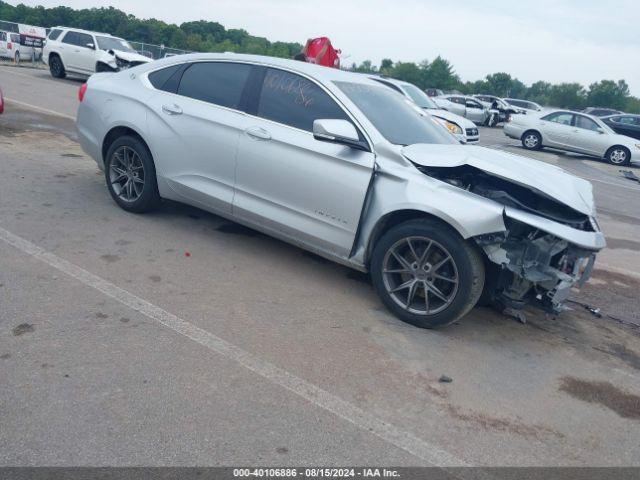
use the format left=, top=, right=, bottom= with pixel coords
left=51, top=26, right=115, bottom=37
left=147, top=52, right=382, bottom=87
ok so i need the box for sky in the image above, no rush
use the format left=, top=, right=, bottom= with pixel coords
left=15, top=0, right=640, bottom=95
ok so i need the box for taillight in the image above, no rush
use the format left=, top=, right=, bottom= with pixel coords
left=78, top=83, right=88, bottom=102
left=7, top=43, right=12, bottom=50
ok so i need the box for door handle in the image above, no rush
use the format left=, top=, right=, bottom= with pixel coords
left=245, top=127, right=271, bottom=141
left=162, top=104, right=183, bottom=116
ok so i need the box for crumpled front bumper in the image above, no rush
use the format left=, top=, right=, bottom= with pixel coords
left=477, top=208, right=605, bottom=312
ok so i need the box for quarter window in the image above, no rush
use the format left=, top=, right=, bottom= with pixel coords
left=48, top=29, right=63, bottom=41
left=148, top=64, right=184, bottom=92
left=257, top=68, right=350, bottom=132
left=177, top=62, right=252, bottom=110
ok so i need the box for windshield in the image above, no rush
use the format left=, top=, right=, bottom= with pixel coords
left=336, top=81, right=458, bottom=146
left=95, top=36, right=135, bottom=53
left=400, top=84, right=439, bottom=109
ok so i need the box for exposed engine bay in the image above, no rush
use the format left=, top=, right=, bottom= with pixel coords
left=415, top=163, right=598, bottom=315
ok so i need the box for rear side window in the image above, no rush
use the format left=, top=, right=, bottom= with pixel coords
left=148, top=64, right=184, bottom=92
left=0, top=32, right=6, bottom=42
left=49, top=29, right=63, bottom=40
left=10, top=33, right=19, bottom=43
left=61, top=31, right=78, bottom=45
left=177, top=62, right=251, bottom=110
left=543, top=112, right=573, bottom=125
left=257, top=68, right=349, bottom=132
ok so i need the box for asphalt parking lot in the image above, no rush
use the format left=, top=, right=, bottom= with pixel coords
left=1, top=65, right=640, bottom=467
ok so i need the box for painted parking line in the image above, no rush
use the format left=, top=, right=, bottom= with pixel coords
left=0, top=224, right=467, bottom=468
left=4, top=97, right=76, bottom=120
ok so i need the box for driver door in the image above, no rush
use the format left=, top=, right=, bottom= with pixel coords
left=233, top=67, right=375, bottom=258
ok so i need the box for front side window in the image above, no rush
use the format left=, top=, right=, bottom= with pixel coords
left=257, top=68, right=350, bottom=132
left=336, top=81, right=458, bottom=146
left=177, top=62, right=252, bottom=110
left=76, top=33, right=93, bottom=48
left=543, top=112, right=574, bottom=126
left=575, top=115, right=600, bottom=131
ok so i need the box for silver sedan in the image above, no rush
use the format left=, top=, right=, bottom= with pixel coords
left=504, top=109, right=639, bottom=165
left=77, top=53, right=605, bottom=328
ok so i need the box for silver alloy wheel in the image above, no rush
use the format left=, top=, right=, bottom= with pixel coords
left=109, top=146, right=145, bottom=203
left=382, top=236, right=459, bottom=315
left=524, top=133, right=539, bottom=148
left=609, top=148, right=627, bottom=164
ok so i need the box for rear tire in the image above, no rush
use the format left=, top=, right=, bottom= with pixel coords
left=104, top=135, right=161, bottom=213
left=49, top=54, right=66, bottom=79
left=605, top=146, right=631, bottom=166
left=522, top=130, right=542, bottom=150
left=14, top=51, right=20, bottom=64
left=370, top=219, right=485, bottom=329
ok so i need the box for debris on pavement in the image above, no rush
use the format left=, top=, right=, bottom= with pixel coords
left=620, top=170, right=640, bottom=183
left=503, top=307, right=527, bottom=324
left=439, top=375, right=453, bottom=383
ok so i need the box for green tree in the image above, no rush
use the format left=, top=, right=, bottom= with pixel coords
left=484, top=72, right=513, bottom=97
left=586, top=80, right=630, bottom=110
left=547, top=83, right=586, bottom=109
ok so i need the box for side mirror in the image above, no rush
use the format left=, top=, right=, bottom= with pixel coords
left=596, top=128, right=605, bottom=134
left=313, top=119, right=368, bottom=151
left=86, top=42, right=95, bottom=49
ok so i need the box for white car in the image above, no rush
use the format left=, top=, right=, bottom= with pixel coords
left=371, top=76, right=479, bottom=143
left=504, top=109, right=639, bottom=165
left=43, top=27, right=151, bottom=78
left=0, top=30, right=34, bottom=63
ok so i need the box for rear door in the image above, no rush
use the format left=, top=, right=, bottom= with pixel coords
left=233, top=67, right=375, bottom=257
left=445, top=96, right=466, bottom=116
left=145, top=61, right=253, bottom=213
left=539, top=112, right=575, bottom=148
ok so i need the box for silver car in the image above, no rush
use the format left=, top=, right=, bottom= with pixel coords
left=434, top=94, right=490, bottom=125
left=504, top=109, right=639, bottom=165
left=77, top=53, right=605, bottom=328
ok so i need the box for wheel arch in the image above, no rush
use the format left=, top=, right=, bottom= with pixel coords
left=101, top=126, right=151, bottom=166
left=363, top=209, right=470, bottom=268
left=48, top=51, right=63, bottom=65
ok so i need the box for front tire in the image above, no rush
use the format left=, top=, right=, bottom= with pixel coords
left=605, top=146, right=631, bottom=166
left=49, top=55, right=66, bottom=79
left=522, top=130, right=542, bottom=150
left=104, top=135, right=161, bottom=213
left=370, top=219, right=485, bottom=329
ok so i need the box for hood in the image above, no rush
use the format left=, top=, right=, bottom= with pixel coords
left=110, top=49, right=152, bottom=63
left=426, top=108, right=476, bottom=129
left=402, top=144, right=595, bottom=216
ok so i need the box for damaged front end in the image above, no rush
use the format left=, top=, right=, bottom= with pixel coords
left=409, top=155, right=605, bottom=315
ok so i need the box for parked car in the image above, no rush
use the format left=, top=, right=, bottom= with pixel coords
left=425, top=88, right=444, bottom=97
left=43, top=27, right=152, bottom=78
left=504, top=109, right=639, bottom=165
left=0, top=30, right=34, bottom=63
left=434, top=95, right=495, bottom=126
left=504, top=98, right=542, bottom=113
left=600, top=114, right=640, bottom=141
left=77, top=53, right=605, bottom=328
left=371, top=76, right=479, bottom=143
left=582, top=107, right=623, bottom=118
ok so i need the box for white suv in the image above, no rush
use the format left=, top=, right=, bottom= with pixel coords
left=43, top=27, right=152, bottom=78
